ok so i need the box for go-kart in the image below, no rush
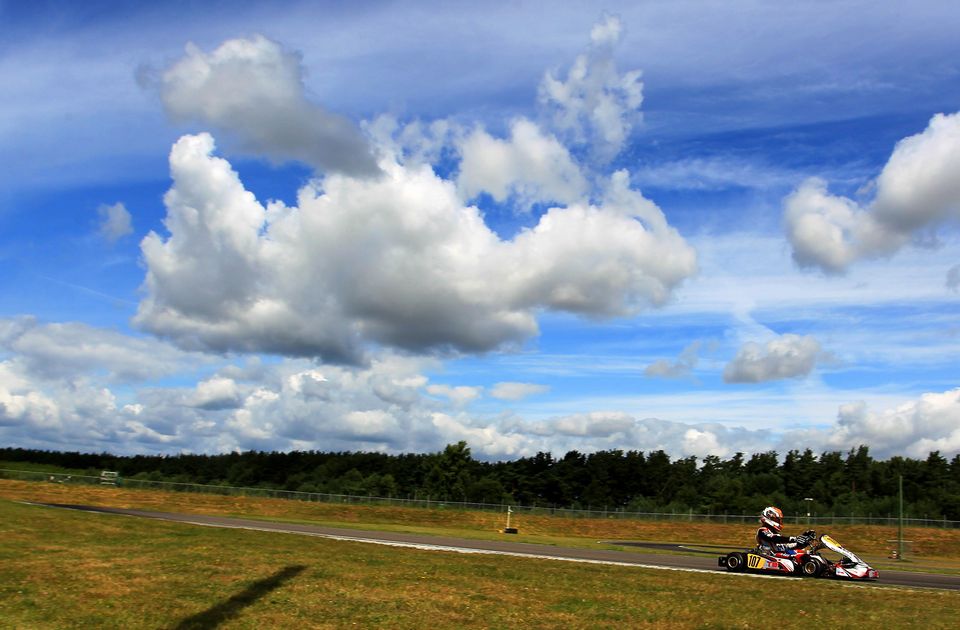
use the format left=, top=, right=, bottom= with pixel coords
left=719, top=530, right=879, bottom=580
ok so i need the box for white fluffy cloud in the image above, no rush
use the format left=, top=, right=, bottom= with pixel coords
left=0, top=316, right=202, bottom=382
left=160, top=35, right=378, bottom=176
left=785, top=111, right=960, bottom=273
left=538, top=14, right=643, bottom=162
left=2, top=319, right=959, bottom=460
left=806, top=388, right=960, bottom=459
left=0, top=319, right=221, bottom=451
left=365, top=115, right=457, bottom=169
left=189, top=376, right=242, bottom=410
left=457, top=118, right=588, bottom=207
left=516, top=412, right=770, bottom=458
left=0, top=359, right=136, bottom=450
left=0, top=335, right=433, bottom=454
left=0, top=362, right=60, bottom=431
left=215, top=357, right=462, bottom=453
left=97, top=202, right=133, bottom=242
left=682, top=428, right=725, bottom=459
left=551, top=411, right=635, bottom=437
left=134, top=133, right=696, bottom=363
left=723, top=334, right=824, bottom=383
left=0, top=319, right=755, bottom=459
left=783, top=178, right=902, bottom=273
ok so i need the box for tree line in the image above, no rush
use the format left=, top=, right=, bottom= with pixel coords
left=2, top=443, right=959, bottom=519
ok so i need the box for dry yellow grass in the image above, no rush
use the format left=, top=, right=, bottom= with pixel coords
left=3, top=496, right=959, bottom=629
left=2, top=478, right=957, bottom=559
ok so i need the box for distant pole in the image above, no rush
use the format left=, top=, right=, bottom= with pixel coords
left=503, top=506, right=518, bottom=534
left=804, top=497, right=813, bottom=527
left=898, top=475, right=904, bottom=561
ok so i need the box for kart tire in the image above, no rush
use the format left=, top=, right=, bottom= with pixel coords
left=801, top=559, right=822, bottom=577
left=725, top=553, right=745, bottom=572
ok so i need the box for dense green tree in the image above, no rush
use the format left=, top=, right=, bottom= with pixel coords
left=423, top=441, right=473, bottom=501
left=3, top=444, right=959, bottom=519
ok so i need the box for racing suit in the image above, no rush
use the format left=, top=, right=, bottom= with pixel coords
left=756, top=527, right=804, bottom=555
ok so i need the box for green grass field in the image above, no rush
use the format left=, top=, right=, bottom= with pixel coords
left=2, top=480, right=959, bottom=628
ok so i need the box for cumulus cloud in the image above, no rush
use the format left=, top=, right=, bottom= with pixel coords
left=3, top=320, right=959, bottom=460
left=518, top=412, right=770, bottom=458
left=97, top=202, right=133, bottom=242
left=0, top=363, right=60, bottom=431
left=134, top=133, right=696, bottom=363
left=551, top=411, right=635, bottom=437
left=189, top=376, right=242, bottom=410
left=0, top=337, right=431, bottom=454
left=0, top=318, right=762, bottom=460
left=0, top=319, right=224, bottom=451
left=160, top=35, right=378, bottom=176
left=490, top=382, right=550, bottom=401
left=723, top=334, right=824, bottom=383
left=286, top=368, right=328, bottom=397
left=364, top=115, right=457, bottom=169
left=429, top=412, right=531, bottom=458
left=682, top=428, right=724, bottom=459
left=0, top=359, right=133, bottom=450
left=795, top=388, right=960, bottom=459
left=783, top=177, right=902, bottom=273
left=512, top=389, right=960, bottom=459
left=539, top=14, right=643, bottom=162
left=785, top=111, right=960, bottom=273
left=214, top=356, right=460, bottom=453
left=0, top=316, right=202, bottom=382
left=457, top=118, right=588, bottom=207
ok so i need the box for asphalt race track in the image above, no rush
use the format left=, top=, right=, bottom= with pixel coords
left=31, top=503, right=960, bottom=591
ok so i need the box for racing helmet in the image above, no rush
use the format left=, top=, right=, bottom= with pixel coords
left=760, top=506, right=783, bottom=532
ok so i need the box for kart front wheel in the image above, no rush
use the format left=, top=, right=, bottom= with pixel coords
left=725, top=553, right=745, bottom=572
left=801, top=559, right=822, bottom=577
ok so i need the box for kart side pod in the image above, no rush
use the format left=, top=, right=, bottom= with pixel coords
left=720, top=550, right=819, bottom=576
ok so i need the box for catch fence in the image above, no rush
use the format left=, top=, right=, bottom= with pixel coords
left=2, top=467, right=957, bottom=529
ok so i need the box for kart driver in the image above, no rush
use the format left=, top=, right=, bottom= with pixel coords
left=756, top=506, right=812, bottom=555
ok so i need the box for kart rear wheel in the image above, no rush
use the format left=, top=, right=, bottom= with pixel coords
left=725, top=553, right=745, bottom=572
left=801, top=559, right=822, bottom=577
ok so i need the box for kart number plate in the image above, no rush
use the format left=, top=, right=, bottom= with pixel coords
left=747, top=554, right=764, bottom=569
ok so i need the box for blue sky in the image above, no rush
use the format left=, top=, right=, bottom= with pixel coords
left=1, top=1, right=959, bottom=460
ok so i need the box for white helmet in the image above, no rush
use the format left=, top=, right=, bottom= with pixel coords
left=760, top=506, right=783, bottom=533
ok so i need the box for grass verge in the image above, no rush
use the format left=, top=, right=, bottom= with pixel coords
left=3, top=478, right=959, bottom=572
left=2, top=498, right=959, bottom=629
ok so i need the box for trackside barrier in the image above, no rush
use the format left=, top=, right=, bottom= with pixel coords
left=2, top=467, right=958, bottom=529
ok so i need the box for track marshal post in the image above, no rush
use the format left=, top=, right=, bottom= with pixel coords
left=503, top=506, right=518, bottom=534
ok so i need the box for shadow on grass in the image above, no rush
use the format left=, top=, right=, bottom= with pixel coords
left=173, top=564, right=307, bottom=630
